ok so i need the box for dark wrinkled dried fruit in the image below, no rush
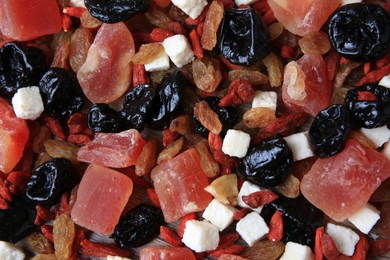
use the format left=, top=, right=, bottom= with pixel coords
left=122, top=84, right=155, bottom=132
left=345, top=84, right=390, bottom=128
left=39, top=68, right=85, bottom=118
left=26, top=158, right=79, bottom=206
left=111, top=204, right=164, bottom=249
left=219, top=8, right=270, bottom=66
left=85, top=0, right=149, bottom=23
left=261, top=195, right=324, bottom=249
left=237, top=136, right=293, bottom=188
left=309, top=104, right=351, bottom=158
left=148, top=71, right=187, bottom=130
left=0, top=196, right=36, bottom=243
left=88, top=103, right=125, bottom=133
left=0, top=42, right=47, bottom=97
left=328, top=3, right=390, bottom=62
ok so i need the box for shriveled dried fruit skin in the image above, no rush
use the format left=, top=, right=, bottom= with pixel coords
left=43, top=139, right=79, bottom=162
left=53, top=214, right=75, bottom=260
left=157, top=137, right=184, bottom=164
left=243, top=107, right=276, bottom=128
left=194, top=100, right=222, bottom=135
left=27, top=232, right=54, bottom=254
left=262, top=52, right=283, bottom=87
left=192, top=57, right=222, bottom=93
left=77, top=22, right=135, bottom=103
left=228, top=69, right=268, bottom=85
left=132, top=43, right=165, bottom=65
left=298, top=31, right=331, bottom=55
left=169, top=114, right=193, bottom=135
left=135, top=139, right=157, bottom=177
left=80, top=10, right=103, bottom=30
left=241, top=240, right=285, bottom=259
left=69, top=27, right=94, bottom=73
left=201, top=1, right=224, bottom=51
left=275, top=173, right=300, bottom=199
left=195, top=140, right=220, bottom=178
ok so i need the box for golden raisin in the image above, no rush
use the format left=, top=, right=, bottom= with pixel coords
left=201, top=1, right=224, bottom=50
left=44, top=139, right=79, bottom=162
left=170, top=114, right=194, bottom=135
left=53, top=214, right=75, bottom=260
left=262, top=52, right=283, bottom=87
left=298, top=31, right=331, bottom=55
left=241, top=240, right=285, bottom=260
left=192, top=57, right=222, bottom=93
left=243, top=107, right=276, bottom=128
left=132, top=43, right=165, bottom=65
left=193, top=100, right=222, bottom=134
left=69, top=27, right=94, bottom=73
left=157, top=137, right=184, bottom=164
left=195, top=140, right=220, bottom=178
left=26, top=232, right=54, bottom=254
left=228, top=69, right=269, bottom=85
left=275, top=173, right=300, bottom=198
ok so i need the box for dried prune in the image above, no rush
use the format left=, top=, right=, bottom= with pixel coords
left=26, top=158, right=79, bottom=206
left=0, top=42, right=47, bottom=97
left=261, top=195, right=324, bottom=249
left=193, top=97, right=238, bottom=137
left=309, top=104, right=351, bottom=158
left=328, top=3, right=390, bottom=62
left=88, top=103, right=125, bottom=133
left=39, top=68, right=85, bottom=118
left=237, top=136, right=293, bottom=188
left=0, top=195, right=36, bottom=243
left=84, top=0, right=149, bottom=23
left=111, top=204, right=164, bottom=249
left=121, top=84, right=155, bottom=132
left=148, top=71, right=187, bottom=130
left=345, top=84, right=390, bottom=128
left=219, top=8, right=270, bottom=66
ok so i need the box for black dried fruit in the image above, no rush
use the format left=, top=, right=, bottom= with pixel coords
left=39, top=68, right=85, bottom=118
left=0, top=196, right=36, bottom=243
left=237, top=136, right=293, bottom=188
left=193, top=96, right=238, bottom=137
left=111, top=204, right=164, bottom=249
left=88, top=103, right=125, bottom=133
left=26, top=158, right=79, bottom=206
left=309, top=104, right=351, bottom=158
left=121, top=84, right=155, bottom=132
left=84, top=0, right=149, bottom=23
left=148, top=71, right=188, bottom=130
left=328, top=3, right=390, bottom=62
left=0, top=42, right=47, bottom=97
left=345, top=84, right=390, bottom=128
left=261, top=195, right=324, bottom=249
left=219, top=8, right=270, bottom=66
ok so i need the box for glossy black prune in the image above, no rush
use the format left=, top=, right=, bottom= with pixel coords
left=0, top=196, right=36, bottom=243
left=309, top=104, right=351, bottom=158
left=328, top=3, right=390, bottom=62
left=121, top=84, right=155, bottom=132
left=148, top=71, right=188, bottom=130
left=193, top=97, right=238, bottom=137
left=261, top=195, right=324, bottom=249
left=84, top=0, right=148, bottom=23
left=345, top=84, right=390, bottom=128
left=219, top=8, right=271, bottom=66
left=237, top=136, right=293, bottom=188
left=88, top=103, right=125, bottom=133
left=111, top=204, right=164, bottom=249
left=0, top=42, right=47, bottom=97
left=39, top=68, right=85, bottom=118
left=26, top=158, right=79, bottom=206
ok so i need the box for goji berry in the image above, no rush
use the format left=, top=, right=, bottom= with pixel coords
left=36, top=205, right=55, bottom=222
left=242, top=190, right=278, bottom=208
left=262, top=9, right=277, bottom=25
left=218, top=232, right=240, bottom=248
left=177, top=212, right=197, bottom=238
left=368, top=239, right=390, bottom=256
left=45, top=116, right=66, bottom=140
left=162, top=128, right=180, bottom=146
left=80, top=239, right=131, bottom=258
left=219, top=79, right=255, bottom=107
left=62, top=14, right=72, bottom=32
left=233, top=208, right=248, bottom=221
left=352, top=233, right=369, bottom=260
left=168, top=22, right=187, bottom=36
left=160, top=226, right=183, bottom=247
left=340, top=57, right=351, bottom=65
left=363, top=62, right=372, bottom=74
left=56, top=193, right=70, bottom=216
left=132, top=31, right=154, bottom=44
left=321, top=232, right=340, bottom=259
left=132, top=63, right=150, bottom=87
left=67, top=112, right=88, bottom=134
left=147, top=188, right=161, bottom=208
left=280, top=45, right=294, bottom=59
left=197, top=22, right=204, bottom=38
left=41, top=225, right=54, bottom=243
left=315, top=226, right=325, bottom=260
left=357, top=63, right=390, bottom=86
left=268, top=210, right=283, bottom=242
left=121, top=166, right=151, bottom=188
left=357, top=91, right=377, bottom=101
left=63, top=7, right=86, bottom=18
left=220, top=56, right=242, bottom=70
left=252, top=0, right=270, bottom=13
left=67, top=134, right=91, bottom=146
left=189, top=29, right=204, bottom=59
left=70, top=229, right=85, bottom=260
left=150, top=28, right=174, bottom=42
left=209, top=244, right=246, bottom=258
left=376, top=52, right=390, bottom=68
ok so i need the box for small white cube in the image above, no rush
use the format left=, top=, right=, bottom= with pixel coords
left=379, top=74, right=390, bottom=88
left=171, top=0, right=208, bottom=19
left=279, top=242, right=314, bottom=260
left=383, top=141, right=390, bottom=160
left=12, top=86, right=44, bottom=120
left=237, top=181, right=265, bottom=213
left=163, top=35, right=195, bottom=68
left=326, top=223, right=359, bottom=256
left=69, top=0, right=86, bottom=7
left=107, top=256, right=131, bottom=260
left=182, top=220, right=220, bottom=252
left=252, top=91, right=277, bottom=112
left=340, top=0, right=362, bottom=5
left=235, top=0, right=260, bottom=7
left=203, top=199, right=236, bottom=231
left=284, top=131, right=314, bottom=161
left=0, top=241, right=25, bottom=260
left=144, top=50, right=170, bottom=72
left=360, top=126, right=390, bottom=148
left=348, top=203, right=381, bottom=234
left=236, top=212, right=269, bottom=246
left=222, top=129, right=251, bottom=158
